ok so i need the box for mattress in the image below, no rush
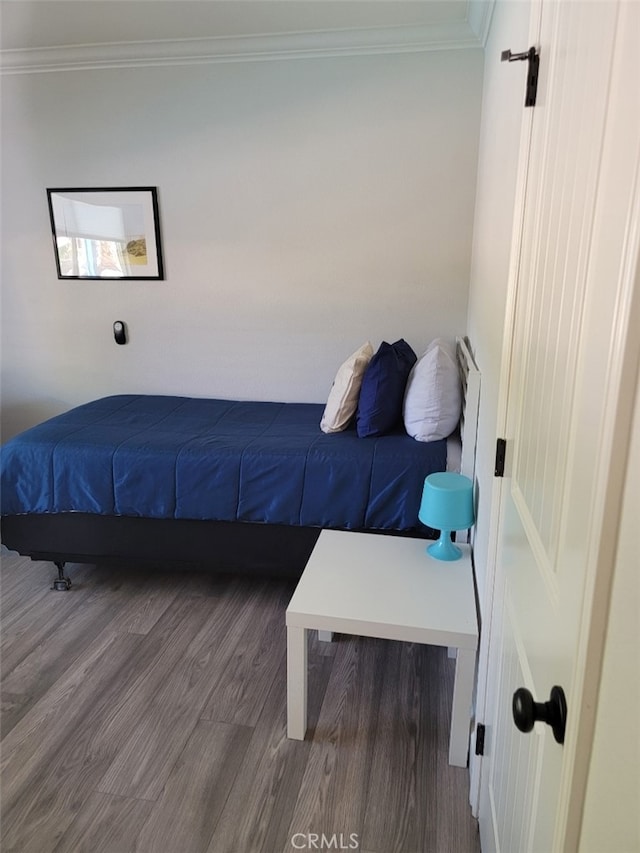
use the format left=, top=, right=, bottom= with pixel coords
left=0, top=395, right=448, bottom=533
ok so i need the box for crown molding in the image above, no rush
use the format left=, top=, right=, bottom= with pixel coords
left=0, top=20, right=484, bottom=75
left=467, top=0, right=495, bottom=47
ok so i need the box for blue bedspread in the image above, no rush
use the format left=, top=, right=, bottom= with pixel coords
left=0, top=395, right=447, bottom=531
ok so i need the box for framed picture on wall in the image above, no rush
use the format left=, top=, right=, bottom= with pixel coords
left=46, top=187, right=164, bottom=280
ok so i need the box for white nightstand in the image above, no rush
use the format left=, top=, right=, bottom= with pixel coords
left=286, top=529, right=478, bottom=767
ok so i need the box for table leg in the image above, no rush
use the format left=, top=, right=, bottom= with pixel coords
left=287, top=625, right=308, bottom=740
left=449, top=646, right=476, bottom=767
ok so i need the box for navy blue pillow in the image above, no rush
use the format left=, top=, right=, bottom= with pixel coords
left=356, top=339, right=417, bottom=437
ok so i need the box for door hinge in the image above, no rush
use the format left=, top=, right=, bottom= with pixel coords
left=475, top=723, right=486, bottom=756
left=501, top=46, right=540, bottom=107
left=495, top=438, right=506, bottom=477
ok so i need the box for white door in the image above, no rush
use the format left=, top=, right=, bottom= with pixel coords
left=478, top=1, right=640, bottom=851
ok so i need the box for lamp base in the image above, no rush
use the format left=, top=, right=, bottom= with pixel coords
left=427, top=531, right=462, bottom=562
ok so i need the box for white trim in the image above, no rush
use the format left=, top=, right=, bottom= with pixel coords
left=0, top=21, right=484, bottom=75
left=467, top=0, right=496, bottom=48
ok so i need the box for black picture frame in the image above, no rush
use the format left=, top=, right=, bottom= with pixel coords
left=47, top=186, right=164, bottom=280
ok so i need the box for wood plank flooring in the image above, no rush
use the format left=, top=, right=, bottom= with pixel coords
left=0, top=551, right=480, bottom=853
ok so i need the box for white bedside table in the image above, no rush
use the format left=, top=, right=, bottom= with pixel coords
left=286, top=529, right=478, bottom=767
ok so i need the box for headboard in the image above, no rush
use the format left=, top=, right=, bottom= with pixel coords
left=456, top=335, right=481, bottom=485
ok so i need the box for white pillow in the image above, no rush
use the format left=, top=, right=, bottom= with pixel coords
left=320, top=342, right=374, bottom=434
left=403, top=337, right=461, bottom=441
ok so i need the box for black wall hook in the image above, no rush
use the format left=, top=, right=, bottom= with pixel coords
left=113, top=320, right=128, bottom=345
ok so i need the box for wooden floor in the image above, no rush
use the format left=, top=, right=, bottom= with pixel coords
left=0, top=552, right=480, bottom=853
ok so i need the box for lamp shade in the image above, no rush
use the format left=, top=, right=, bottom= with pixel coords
left=418, top=472, right=474, bottom=561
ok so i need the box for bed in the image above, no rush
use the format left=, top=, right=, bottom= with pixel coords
left=1, top=337, right=479, bottom=588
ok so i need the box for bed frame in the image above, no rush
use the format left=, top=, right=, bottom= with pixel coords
left=2, top=337, right=480, bottom=589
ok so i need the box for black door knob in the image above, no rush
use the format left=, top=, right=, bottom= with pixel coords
left=512, top=685, right=567, bottom=744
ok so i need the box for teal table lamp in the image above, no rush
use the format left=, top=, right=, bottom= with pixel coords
left=418, top=472, right=474, bottom=561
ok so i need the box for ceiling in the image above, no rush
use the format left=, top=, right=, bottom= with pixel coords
left=0, top=1, right=491, bottom=72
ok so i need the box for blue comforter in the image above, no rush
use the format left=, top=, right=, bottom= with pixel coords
left=0, top=395, right=447, bottom=531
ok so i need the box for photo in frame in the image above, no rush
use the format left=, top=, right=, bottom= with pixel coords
left=47, top=187, right=164, bottom=280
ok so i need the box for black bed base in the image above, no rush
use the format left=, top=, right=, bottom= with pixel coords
left=2, top=514, right=321, bottom=583
left=1, top=513, right=431, bottom=590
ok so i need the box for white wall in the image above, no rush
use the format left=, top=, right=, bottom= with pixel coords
left=1, top=48, right=482, bottom=439
left=467, top=0, right=530, bottom=605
